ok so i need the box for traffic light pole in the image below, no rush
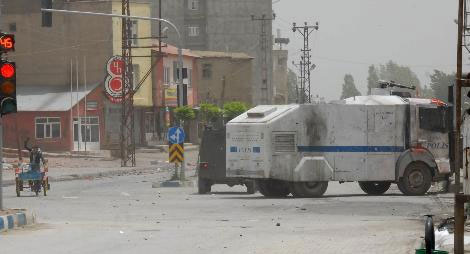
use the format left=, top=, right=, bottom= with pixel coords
left=41, top=8, right=185, bottom=175
left=0, top=121, right=3, bottom=210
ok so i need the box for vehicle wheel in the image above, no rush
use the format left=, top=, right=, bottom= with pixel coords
left=246, top=181, right=256, bottom=194
left=198, top=178, right=211, bottom=194
left=358, top=181, right=391, bottom=195
left=257, top=179, right=290, bottom=197
left=15, top=178, right=21, bottom=197
left=289, top=182, right=328, bottom=198
left=397, top=162, right=432, bottom=196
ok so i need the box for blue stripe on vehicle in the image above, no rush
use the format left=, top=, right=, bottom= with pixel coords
left=0, top=217, right=4, bottom=230
left=7, top=215, right=14, bottom=229
left=230, top=146, right=237, bottom=153
left=297, top=146, right=405, bottom=153
left=16, top=213, right=26, bottom=226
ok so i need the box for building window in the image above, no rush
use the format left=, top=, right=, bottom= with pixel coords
left=36, top=117, right=61, bottom=139
left=202, top=64, right=212, bottom=79
left=188, top=68, right=192, bottom=87
left=164, top=67, right=170, bottom=84
left=188, top=26, right=200, bottom=37
left=188, top=0, right=199, bottom=10
left=9, top=23, right=16, bottom=32
left=131, top=20, right=138, bottom=46
left=86, top=101, right=98, bottom=111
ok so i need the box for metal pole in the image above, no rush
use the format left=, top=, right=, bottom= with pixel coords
left=84, top=55, right=87, bottom=152
left=455, top=0, right=465, bottom=253
left=76, top=56, right=80, bottom=151
left=0, top=122, right=3, bottom=210
left=70, top=59, right=74, bottom=151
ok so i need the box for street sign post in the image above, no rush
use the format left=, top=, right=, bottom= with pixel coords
left=168, top=127, right=185, bottom=180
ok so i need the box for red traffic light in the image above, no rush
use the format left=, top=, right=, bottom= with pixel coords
left=1, top=63, right=15, bottom=78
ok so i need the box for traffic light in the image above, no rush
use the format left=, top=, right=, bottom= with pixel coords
left=0, top=61, right=17, bottom=116
left=0, top=33, right=14, bottom=52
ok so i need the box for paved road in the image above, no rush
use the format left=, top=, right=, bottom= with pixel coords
left=0, top=169, right=443, bottom=254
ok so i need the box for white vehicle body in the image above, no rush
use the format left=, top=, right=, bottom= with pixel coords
left=226, top=96, right=451, bottom=190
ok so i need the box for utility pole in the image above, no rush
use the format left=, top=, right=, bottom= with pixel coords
left=121, top=0, right=136, bottom=167
left=251, top=13, right=275, bottom=105
left=292, top=22, right=319, bottom=104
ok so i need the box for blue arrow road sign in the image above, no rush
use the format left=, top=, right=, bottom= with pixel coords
left=168, top=127, right=185, bottom=144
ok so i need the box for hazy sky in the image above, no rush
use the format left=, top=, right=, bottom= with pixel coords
left=273, top=0, right=459, bottom=100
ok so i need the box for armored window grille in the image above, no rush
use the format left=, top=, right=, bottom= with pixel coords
left=273, top=133, right=296, bottom=153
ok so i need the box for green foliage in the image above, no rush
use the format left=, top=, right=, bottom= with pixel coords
left=367, top=65, right=380, bottom=95
left=429, top=70, right=455, bottom=102
left=287, top=68, right=298, bottom=103
left=223, top=101, right=248, bottom=121
left=174, top=106, right=195, bottom=122
left=199, top=103, right=223, bottom=123
left=340, top=74, right=361, bottom=99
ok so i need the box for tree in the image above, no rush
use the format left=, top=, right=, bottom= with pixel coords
left=223, top=101, right=248, bottom=121
left=340, top=74, right=361, bottom=99
left=199, top=103, right=223, bottom=124
left=174, top=106, right=195, bottom=123
left=429, top=70, right=455, bottom=102
left=287, top=68, right=298, bottom=103
left=378, top=61, right=422, bottom=94
left=367, top=65, right=380, bottom=95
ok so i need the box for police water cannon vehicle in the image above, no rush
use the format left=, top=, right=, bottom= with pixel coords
left=226, top=83, right=452, bottom=197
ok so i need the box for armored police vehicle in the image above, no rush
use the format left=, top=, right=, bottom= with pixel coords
left=226, top=91, right=452, bottom=197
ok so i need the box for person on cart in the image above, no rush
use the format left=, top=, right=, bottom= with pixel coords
left=24, top=138, right=45, bottom=172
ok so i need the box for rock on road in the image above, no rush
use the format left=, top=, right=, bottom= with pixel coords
left=0, top=169, right=442, bottom=254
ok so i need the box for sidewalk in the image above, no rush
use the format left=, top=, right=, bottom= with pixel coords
left=1, top=149, right=199, bottom=187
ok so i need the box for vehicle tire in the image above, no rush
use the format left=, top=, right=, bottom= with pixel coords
left=198, top=178, right=211, bottom=194
left=358, top=181, right=391, bottom=195
left=397, top=162, right=432, bottom=196
left=15, top=178, right=21, bottom=197
left=246, top=181, right=256, bottom=194
left=257, top=179, right=290, bottom=197
left=289, top=182, right=329, bottom=198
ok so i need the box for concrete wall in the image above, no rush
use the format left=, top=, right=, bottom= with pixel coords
left=273, top=50, right=288, bottom=104
left=154, top=0, right=273, bottom=106
left=196, top=57, right=253, bottom=107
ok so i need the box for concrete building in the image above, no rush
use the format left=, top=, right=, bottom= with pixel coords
left=151, top=44, right=199, bottom=144
left=2, top=0, right=154, bottom=150
left=192, top=50, right=253, bottom=107
left=272, top=49, right=289, bottom=104
left=152, top=0, right=273, bottom=106
left=2, top=84, right=104, bottom=152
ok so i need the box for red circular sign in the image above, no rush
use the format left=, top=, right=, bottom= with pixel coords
left=109, top=77, right=122, bottom=93
left=109, top=59, right=124, bottom=76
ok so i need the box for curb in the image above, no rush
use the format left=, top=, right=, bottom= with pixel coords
left=2, top=165, right=174, bottom=187
left=0, top=209, right=35, bottom=232
left=152, top=179, right=196, bottom=188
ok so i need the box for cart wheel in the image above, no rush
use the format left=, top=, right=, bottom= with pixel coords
left=42, top=180, right=47, bottom=196
left=15, top=178, right=20, bottom=197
